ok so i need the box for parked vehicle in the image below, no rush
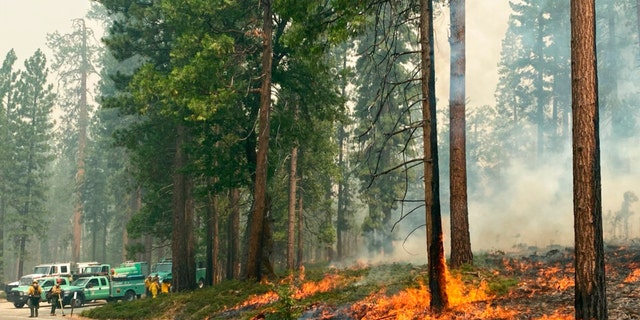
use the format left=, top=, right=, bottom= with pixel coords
left=32, top=262, right=73, bottom=277
left=150, top=258, right=206, bottom=288
left=66, top=274, right=146, bottom=302
left=6, top=274, right=46, bottom=306
left=7, top=276, right=78, bottom=308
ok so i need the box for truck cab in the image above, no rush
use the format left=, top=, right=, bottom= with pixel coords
left=7, top=275, right=76, bottom=308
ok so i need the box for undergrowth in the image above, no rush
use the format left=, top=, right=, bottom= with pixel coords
left=79, top=261, right=518, bottom=320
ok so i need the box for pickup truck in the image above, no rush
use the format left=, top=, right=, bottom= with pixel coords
left=4, top=273, right=45, bottom=303
left=66, top=275, right=146, bottom=302
left=7, top=276, right=79, bottom=308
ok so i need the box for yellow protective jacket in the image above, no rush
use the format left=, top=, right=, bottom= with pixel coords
left=50, top=284, right=63, bottom=296
left=28, top=284, right=42, bottom=297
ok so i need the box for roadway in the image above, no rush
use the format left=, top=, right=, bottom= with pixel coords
left=0, top=298, right=105, bottom=319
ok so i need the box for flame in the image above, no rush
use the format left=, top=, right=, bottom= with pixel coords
left=233, top=291, right=279, bottom=310
left=536, top=266, right=574, bottom=291
left=623, top=268, right=640, bottom=283
left=348, top=269, right=526, bottom=319
left=447, top=271, right=493, bottom=306
left=293, top=273, right=344, bottom=300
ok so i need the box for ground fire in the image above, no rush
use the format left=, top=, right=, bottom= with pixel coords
left=210, top=245, right=640, bottom=319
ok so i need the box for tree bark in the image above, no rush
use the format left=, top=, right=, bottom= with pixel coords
left=227, top=188, right=240, bottom=280
left=72, top=19, right=89, bottom=263
left=245, top=0, right=273, bottom=281
left=420, top=0, right=448, bottom=312
left=571, top=0, right=607, bottom=318
left=296, top=192, right=304, bottom=270
left=287, top=144, right=298, bottom=271
left=172, top=124, right=196, bottom=291
left=206, top=190, right=219, bottom=286
left=448, top=0, right=473, bottom=269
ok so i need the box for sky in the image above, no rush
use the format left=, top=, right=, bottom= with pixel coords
left=0, top=0, right=96, bottom=63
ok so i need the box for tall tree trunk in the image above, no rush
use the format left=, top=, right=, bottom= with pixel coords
left=227, top=188, right=240, bottom=280
left=336, top=51, right=348, bottom=261
left=287, top=144, right=298, bottom=271
left=206, top=191, right=219, bottom=286
left=571, top=1, right=607, bottom=319
left=296, top=192, right=304, bottom=270
left=172, top=124, right=196, bottom=291
left=420, top=0, right=448, bottom=312
left=448, top=0, right=473, bottom=269
left=245, top=0, right=273, bottom=281
left=72, top=19, right=89, bottom=263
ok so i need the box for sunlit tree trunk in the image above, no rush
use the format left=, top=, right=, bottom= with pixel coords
left=420, top=0, right=448, bottom=312
left=571, top=0, right=607, bottom=318
left=245, top=0, right=273, bottom=281
left=448, top=0, right=473, bottom=269
left=72, top=19, right=89, bottom=263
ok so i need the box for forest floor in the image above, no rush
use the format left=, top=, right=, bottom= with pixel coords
left=76, top=244, right=640, bottom=320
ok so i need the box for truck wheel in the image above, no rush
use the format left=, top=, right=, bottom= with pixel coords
left=13, top=302, right=24, bottom=308
left=72, top=295, right=85, bottom=308
left=123, top=290, right=136, bottom=301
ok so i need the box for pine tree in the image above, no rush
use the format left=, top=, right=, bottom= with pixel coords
left=7, top=50, right=55, bottom=277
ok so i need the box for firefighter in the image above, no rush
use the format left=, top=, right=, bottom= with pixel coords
left=149, top=276, right=160, bottom=298
left=161, top=278, right=171, bottom=294
left=49, top=278, right=64, bottom=316
left=27, top=280, right=42, bottom=318
left=144, top=276, right=152, bottom=297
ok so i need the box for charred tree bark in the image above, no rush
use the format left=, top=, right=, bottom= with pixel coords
left=420, top=0, right=448, bottom=312
left=448, top=0, right=473, bottom=269
left=245, top=0, right=273, bottom=281
left=571, top=0, right=607, bottom=318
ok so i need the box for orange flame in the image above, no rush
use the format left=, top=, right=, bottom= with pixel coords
left=623, top=268, right=640, bottom=283
left=293, top=273, right=343, bottom=300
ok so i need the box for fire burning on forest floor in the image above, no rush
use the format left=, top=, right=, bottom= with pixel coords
left=216, top=245, right=640, bottom=319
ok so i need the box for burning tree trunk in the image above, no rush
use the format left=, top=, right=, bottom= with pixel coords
left=571, top=0, right=607, bottom=318
left=448, top=0, right=473, bottom=269
left=420, top=0, right=448, bottom=312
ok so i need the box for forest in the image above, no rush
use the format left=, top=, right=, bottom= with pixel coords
left=0, top=0, right=636, bottom=318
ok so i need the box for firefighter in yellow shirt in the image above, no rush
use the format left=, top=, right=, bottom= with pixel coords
left=27, top=281, right=42, bottom=318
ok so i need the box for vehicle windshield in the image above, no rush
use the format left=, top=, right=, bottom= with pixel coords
left=71, top=278, right=89, bottom=287
left=153, top=263, right=172, bottom=273
left=33, top=266, right=50, bottom=274
left=84, top=266, right=104, bottom=273
left=19, top=276, right=38, bottom=286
